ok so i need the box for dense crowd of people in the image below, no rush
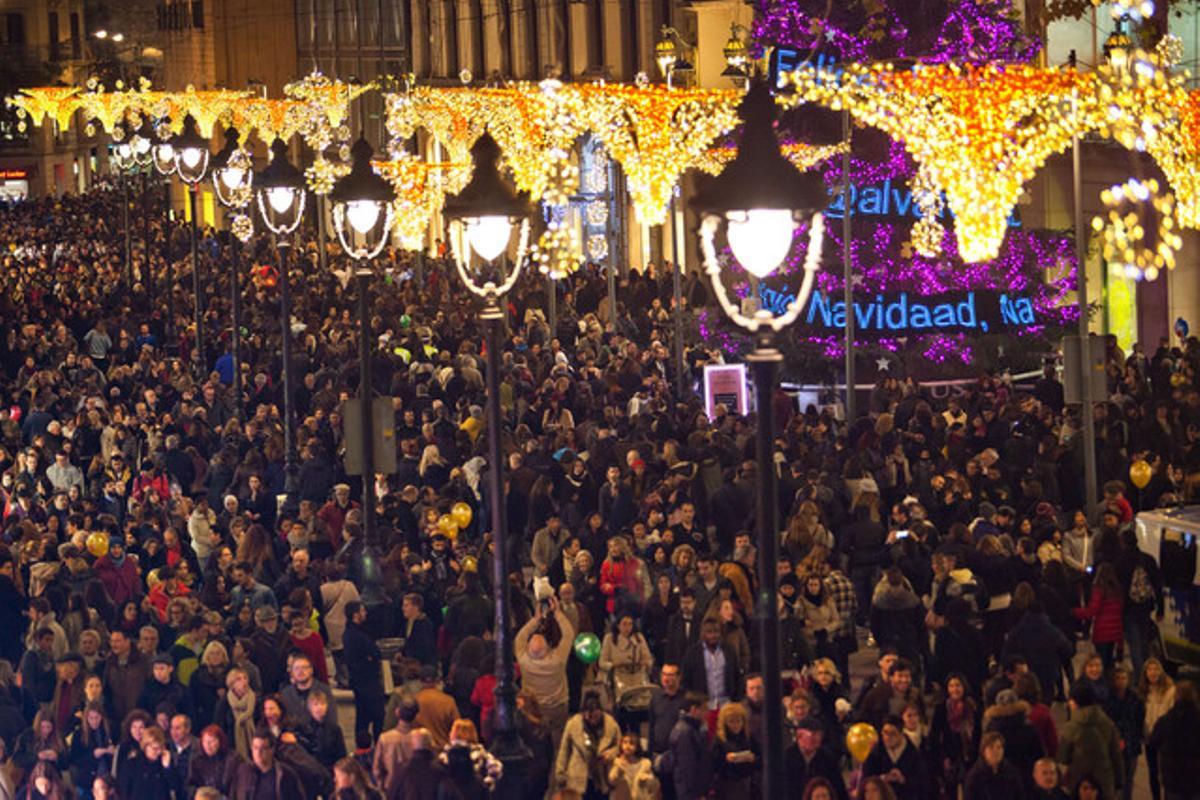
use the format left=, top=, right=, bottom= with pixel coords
left=0, top=183, right=1196, bottom=800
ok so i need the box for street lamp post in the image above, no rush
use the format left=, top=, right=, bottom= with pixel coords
left=255, top=138, right=307, bottom=513
left=152, top=127, right=177, bottom=354
left=173, top=114, right=211, bottom=376
left=690, top=82, right=827, bottom=800
left=443, top=133, right=534, bottom=797
left=329, top=134, right=397, bottom=589
left=211, top=126, right=253, bottom=421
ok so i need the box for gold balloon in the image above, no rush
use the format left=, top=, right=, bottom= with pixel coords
left=1129, top=460, right=1152, bottom=490
left=451, top=501, right=473, bottom=529
left=437, top=514, right=459, bottom=537
left=86, top=532, right=109, bottom=558
left=845, top=722, right=878, bottom=763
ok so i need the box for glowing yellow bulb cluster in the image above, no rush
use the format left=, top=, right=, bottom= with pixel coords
left=1092, top=177, right=1181, bottom=282
left=385, top=83, right=742, bottom=226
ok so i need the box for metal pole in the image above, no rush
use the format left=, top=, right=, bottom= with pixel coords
left=165, top=180, right=175, bottom=356
left=189, top=185, right=205, bottom=376
left=671, top=192, right=685, bottom=395
left=483, top=298, right=532, bottom=794
left=1073, top=133, right=1098, bottom=512
left=316, top=196, right=329, bottom=274
left=230, top=236, right=243, bottom=421
left=749, top=335, right=784, bottom=800
left=842, top=111, right=856, bottom=423
left=279, top=237, right=299, bottom=512
left=357, top=268, right=377, bottom=543
left=123, top=175, right=132, bottom=289
left=142, top=172, right=153, bottom=305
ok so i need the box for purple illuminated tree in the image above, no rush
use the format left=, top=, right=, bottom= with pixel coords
left=753, top=0, right=1039, bottom=64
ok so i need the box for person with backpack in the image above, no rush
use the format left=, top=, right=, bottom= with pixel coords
left=1116, top=528, right=1164, bottom=676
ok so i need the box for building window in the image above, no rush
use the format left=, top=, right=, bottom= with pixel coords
left=69, top=13, right=80, bottom=58
left=48, top=12, right=59, bottom=61
left=192, top=0, right=204, bottom=29
left=4, top=12, right=24, bottom=45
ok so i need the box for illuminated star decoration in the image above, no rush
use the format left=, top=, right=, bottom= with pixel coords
left=876, top=357, right=892, bottom=371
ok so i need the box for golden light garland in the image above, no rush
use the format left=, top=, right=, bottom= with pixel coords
left=386, top=83, right=742, bottom=226
left=693, top=141, right=849, bottom=177
left=373, top=155, right=468, bottom=251
left=8, top=87, right=83, bottom=132
left=789, top=62, right=1102, bottom=263
left=1091, top=177, right=1181, bottom=282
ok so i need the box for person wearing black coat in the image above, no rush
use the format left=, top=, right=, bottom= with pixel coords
left=861, top=717, right=931, bottom=800
left=981, top=691, right=1043, bottom=792
left=931, top=599, right=989, bottom=692
left=963, top=732, right=1025, bottom=800
left=663, top=590, right=701, bottom=667
left=667, top=698, right=712, bottom=800
left=783, top=719, right=849, bottom=800
left=399, top=594, right=438, bottom=668
left=343, top=603, right=385, bottom=740
left=1147, top=681, right=1200, bottom=800
left=390, top=732, right=441, bottom=800
left=0, top=556, right=27, bottom=667
left=118, top=730, right=184, bottom=800
left=186, top=731, right=241, bottom=798
left=647, top=668, right=687, bottom=758
left=680, top=622, right=741, bottom=705
left=1001, top=603, right=1073, bottom=704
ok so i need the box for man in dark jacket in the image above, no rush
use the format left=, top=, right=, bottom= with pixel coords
left=343, top=601, right=385, bottom=740
left=231, top=729, right=305, bottom=800
left=400, top=592, right=438, bottom=667
left=1002, top=602, right=1073, bottom=704
left=137, top=654, right=190, bottom=717
left=248, top=606, right=290, bottom=692
left=1147, top=680, right=1200, bottom=800
left=667, top=693, right=711, bottom=800
left=0, top=554, right=26, bottom=666
left=862, top=716, right=930, bottom=800
left=664, top=589, right=700, bottom=666
left=647, top=663, right=686, bottom=757
left=680, top=619, right=740, bottom=709
left=984, top=689, right=1045, bottom=792
left=103, top=629, right=149, bottom=723
left=784, top=718, right=848, bottom=800
left=1116, top=528, right=1165, bottom=676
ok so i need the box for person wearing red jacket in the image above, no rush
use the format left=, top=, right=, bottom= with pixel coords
left=1073, top=563, right=1124, bottom=669
left=599, top=537, right=647, bottom=618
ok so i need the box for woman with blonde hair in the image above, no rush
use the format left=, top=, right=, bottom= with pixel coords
left=214, top=668, right=256, bottom=759
left=189, top=640, right=230, bottom=728
left=711, top=702, right=757, bottom=799
left=785, top=501, right=833, bottom=562
left=440, top=719, right=503, bottom=794
left=1141, top=657, right=1175, bottom=800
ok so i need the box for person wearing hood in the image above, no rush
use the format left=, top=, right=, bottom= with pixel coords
left=982, top=689, right=1044, bottom=792
left=1057, top=683, right=1123, bottom=800
left=95, top=535, right=142, bottom=610
left=963, top=731, right=1024, bottom=800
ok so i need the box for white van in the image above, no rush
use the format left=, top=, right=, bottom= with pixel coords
left=1135, top=506, right=1200, bottom=665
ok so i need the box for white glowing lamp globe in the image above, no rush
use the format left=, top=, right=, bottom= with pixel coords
left=219, top=166, right=246, bottom=192
left=726, top=209, right=796, bottom=278
left=466, top=216, right=513, bottom=262
left=345, top=200, right=382, bottom=234
left=180, top=147, right=203, bottom=171
left=267, top=187, right=296, bottom=215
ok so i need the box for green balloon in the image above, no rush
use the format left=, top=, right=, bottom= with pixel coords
left=399, top=314, right=412, bottom=329
left=573, top=632, right=601, bottom=664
